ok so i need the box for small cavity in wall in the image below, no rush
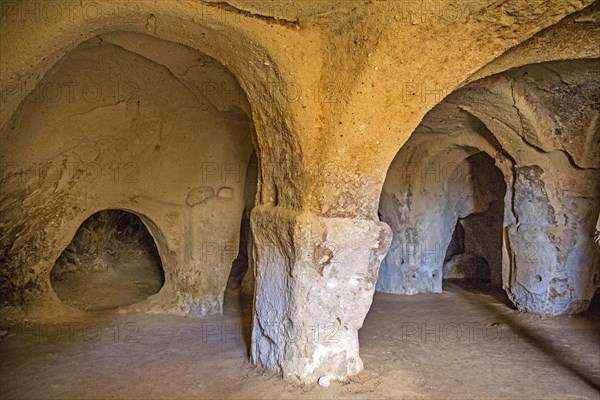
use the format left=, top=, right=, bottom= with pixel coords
left=50, top=210, right=164, bottom=311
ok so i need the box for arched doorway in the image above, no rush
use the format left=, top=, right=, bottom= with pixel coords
left=443, top=152, right=506, bottom=287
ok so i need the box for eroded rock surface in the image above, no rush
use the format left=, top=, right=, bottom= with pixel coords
left=251, top=206, right=391, bottom=383
left=377, top=59, right=600, bottom=315
left=0, top=33, right=253, bottom=317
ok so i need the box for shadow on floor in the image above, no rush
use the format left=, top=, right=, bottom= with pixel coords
left=444, top=278, right=516, bottom=310
left=444, top=280, right=600, bottom=392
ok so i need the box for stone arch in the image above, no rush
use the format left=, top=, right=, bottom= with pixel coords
left=301, top=1, right=596, bottom=219
left=0, top=31, right=258, bottom=317
left=376, top=57, right=600, bottom=315
left=0, top=4, right=307, bottom=210
left=456, top=59, right=600, bottom=314
left=377, top=137, right=509, bottom=295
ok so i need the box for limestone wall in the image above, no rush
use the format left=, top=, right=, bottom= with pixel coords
left=0, top=32, right=254, bottom=317
left=377, top=59, right=600, bottom=315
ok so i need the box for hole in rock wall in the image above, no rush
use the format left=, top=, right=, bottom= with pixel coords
left=443, top=152, right=506, bottom=287
left=50, top=210, right=164, bottom=311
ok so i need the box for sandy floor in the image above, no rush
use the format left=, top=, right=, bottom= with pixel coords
left=51, top=251, right=164, bottom=311
left=1, top=282, right=598, bottom=399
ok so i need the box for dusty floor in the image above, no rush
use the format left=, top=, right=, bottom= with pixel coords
left=52, top=251, right=164, bottom=311
left=0, top=282, right=598, bottom=399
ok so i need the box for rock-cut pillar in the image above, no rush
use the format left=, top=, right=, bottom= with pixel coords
left=250, top=205, right=391, bottom=383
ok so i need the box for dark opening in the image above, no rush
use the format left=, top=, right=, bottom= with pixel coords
left=50, top=210, right=164, bottom=311
left=225, top=151, right=257, bottom=298
left=226, top=217, right=251, bottom=292
left=443, top=152, right=506, bottom=286
left=584, top=288, right=600, bottom=322
left=443, top=219, right=492, bottom=282
left=445, top=221, right=465, bottom=262
left=223, top=152, right=258, bottom=350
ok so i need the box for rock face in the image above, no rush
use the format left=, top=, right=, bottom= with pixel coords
left=1, top=0, right=599, bottom=385
left=377, top=59, right=600, bottom=315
